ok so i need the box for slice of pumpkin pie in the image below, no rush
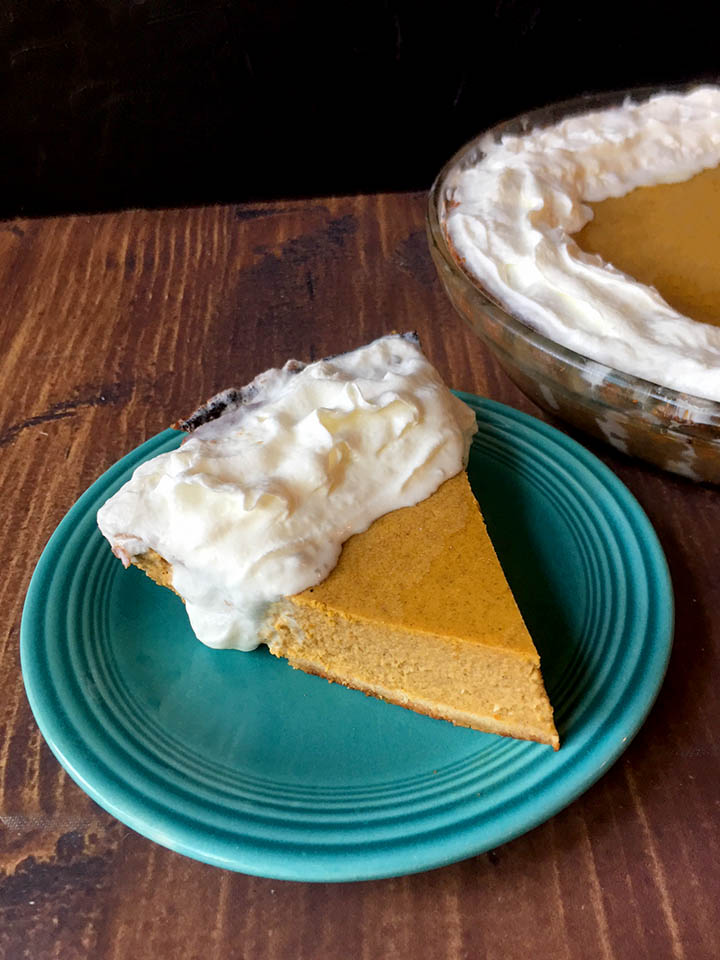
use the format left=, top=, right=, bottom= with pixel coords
left=98, top=334, right=558, bottom=748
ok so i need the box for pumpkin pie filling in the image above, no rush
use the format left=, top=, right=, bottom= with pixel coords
left=574, top=164, right=720, bottom=328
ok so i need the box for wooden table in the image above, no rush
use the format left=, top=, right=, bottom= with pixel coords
left=1, top=194, right=718, bottom=960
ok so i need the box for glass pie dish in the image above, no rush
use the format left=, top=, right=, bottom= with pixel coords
left=427, top=87, right=720, bottom=484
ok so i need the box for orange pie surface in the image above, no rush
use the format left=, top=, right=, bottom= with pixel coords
left=262, top=471, right=559, bottom=748
left=574, top=164, right=720, bottom=327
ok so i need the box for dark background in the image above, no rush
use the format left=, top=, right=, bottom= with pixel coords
left=3, top=0, right=720, bottom=219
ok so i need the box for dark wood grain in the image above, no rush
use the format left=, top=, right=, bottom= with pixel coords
left=1, top=194, right=718, bottom=959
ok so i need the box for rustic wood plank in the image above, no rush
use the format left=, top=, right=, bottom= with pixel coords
left=1, top=194, right=718, bottom=959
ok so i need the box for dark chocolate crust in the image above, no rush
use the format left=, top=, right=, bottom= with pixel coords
left=173, top=332, right=420, bottom=433
left=173, top=361, right=306, bottom=432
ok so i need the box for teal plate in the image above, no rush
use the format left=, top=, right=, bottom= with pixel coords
left=21, top=395, right=673, bottom=882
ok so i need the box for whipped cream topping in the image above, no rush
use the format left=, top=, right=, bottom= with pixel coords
left=97, top=335, right=477, bottom=650
left=445, top=86, right=720, bottom=401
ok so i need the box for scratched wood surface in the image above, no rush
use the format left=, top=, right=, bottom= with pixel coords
left=1, top=195, right=719, bottom=960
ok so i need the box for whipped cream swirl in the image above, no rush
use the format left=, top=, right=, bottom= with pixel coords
left=445, top=86, right=720, bottom=401
left=97, top=335, right=477, bottom=650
